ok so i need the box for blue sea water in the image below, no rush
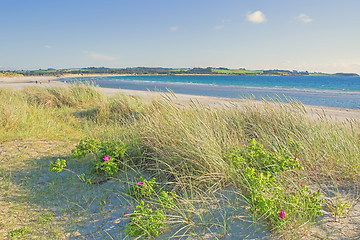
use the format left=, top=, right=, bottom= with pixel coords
left=59, top=75, right=360, bottom=109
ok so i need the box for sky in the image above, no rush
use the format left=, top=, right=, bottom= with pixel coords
left=1, top=0, right=360, bottom=74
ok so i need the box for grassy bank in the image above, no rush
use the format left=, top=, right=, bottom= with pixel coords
left=1, top=84, right=360, bottom=239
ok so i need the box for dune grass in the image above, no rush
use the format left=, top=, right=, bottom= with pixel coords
left=1, top=83, right=360, bottom=239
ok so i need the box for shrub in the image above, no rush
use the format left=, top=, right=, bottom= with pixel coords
left=125, top=200, right=165, bottom=238
left=226, top=139, right=323, bottom=230
left=127, top=176, right=157, bottom=200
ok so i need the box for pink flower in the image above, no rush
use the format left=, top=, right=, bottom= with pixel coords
left=103, top=156, right=110, bottom=161
left=137, top=181, right=144, bottom=185
left=279, top=210, right=286, bottom=219
left=98, top=139, right=100, bottom=142
left=300, top=183, right=303, bottom=186
left=74, top=148, right=76, bottom=151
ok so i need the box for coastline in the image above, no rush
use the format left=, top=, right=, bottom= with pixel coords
left=1, top=75, right=360, bottom=122
left=2, top=75, right=360, bottom=239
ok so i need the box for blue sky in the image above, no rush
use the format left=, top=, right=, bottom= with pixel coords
left=1, top=0, right=360, bottom=73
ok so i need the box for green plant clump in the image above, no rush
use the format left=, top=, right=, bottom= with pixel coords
left=71, top=137, right=101, bottom=159
left=71, top=137, right=128, bottom=177
left=158, top=190, right=178, bottom=209
left=127, top=176, right=157, bottom=199
left=124, top=177, right=178, bottom=238
left=226, top=139, right=323, bottom=230
left=36, top=212, right=55, bottom=224
left=92, top=140, right=127, bottom=177
left=228, top=138, right=302, bottom=173
left=8, top=226, right=31, bottom=239
left=125, top=200, right=165, bottom=238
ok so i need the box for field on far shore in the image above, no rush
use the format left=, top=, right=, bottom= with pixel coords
left=1, top=79, right=360, bottom=239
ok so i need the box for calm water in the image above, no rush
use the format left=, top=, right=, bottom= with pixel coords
left=59, top=75, right=360, bottom=109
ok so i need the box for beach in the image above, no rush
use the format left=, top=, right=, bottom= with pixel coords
left=2, top=75, right=360, bottom=239
left=1, top=75, right=360, bottom=122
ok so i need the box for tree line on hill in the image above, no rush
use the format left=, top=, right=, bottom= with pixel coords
left=1, top=67, right=358, bottom=77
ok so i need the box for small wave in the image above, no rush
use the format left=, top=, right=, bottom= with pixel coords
left=60, top=76, right=360, bottom=94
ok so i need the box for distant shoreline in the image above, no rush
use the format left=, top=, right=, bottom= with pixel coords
left=2, top=66, right=359, bottom=77
left=1, top=72, right=359, bottom=82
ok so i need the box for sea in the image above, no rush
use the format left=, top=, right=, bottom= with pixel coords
left=59, top=75, right=360, bottom=109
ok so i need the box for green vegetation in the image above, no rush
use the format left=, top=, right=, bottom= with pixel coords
left=226, top=140, right=323, bottom=231
left=1, top=83, right=360, bottom=239
left=212, top=68, right=263, bottom=74
left=2, top=67, right=358, bottom=77
left=125, top=200, right=165, bottom=238
left=0, top=71, right=24, bottom=78
left=7, top=226, right=31, bottom=239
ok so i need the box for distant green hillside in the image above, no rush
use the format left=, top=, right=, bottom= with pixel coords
left=2, top=67, right=358, bottom=77
left=212, top=69, right=263, bottom=74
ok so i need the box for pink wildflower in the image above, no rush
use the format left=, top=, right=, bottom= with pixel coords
left=98, top=139, right=100, bottom=142
left=103, top=156, right=110, bottom=161
left=137, top=181, right=144, bottom=185
left=279, top=210, right=286, bottom=219
left=74, top=148, right=76, bottom=151
left=300, top=183, right=303, bottom=186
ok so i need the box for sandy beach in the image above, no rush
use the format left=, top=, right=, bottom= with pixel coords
left=1, top=75, right=360, bottom=122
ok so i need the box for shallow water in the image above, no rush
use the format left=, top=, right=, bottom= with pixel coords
left=59, top=75, right=360, bottom=109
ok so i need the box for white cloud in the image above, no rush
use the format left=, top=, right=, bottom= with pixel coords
left=214, top=19, right=231, bottom=30
left=246, top=11, right=267, bottom=24
left=214, top=25, right=224, bottom=30
left=44, top=45, right=53, bottom=49
left=170, top=26, right=179, bottom=32
left=297, top=14, right=312, bottom=23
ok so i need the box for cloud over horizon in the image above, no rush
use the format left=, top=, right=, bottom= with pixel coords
left=170, top=26, right=179, bottom=32
left=246, top=11, right=267, bottom=24
left=297, top=14, right=312, bottom=23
